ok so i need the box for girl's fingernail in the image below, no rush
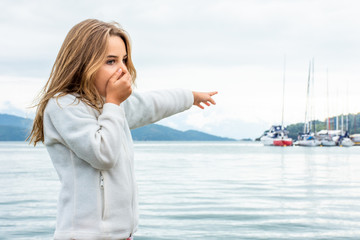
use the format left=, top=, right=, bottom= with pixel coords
left=117, top=68, right=122, bottom=73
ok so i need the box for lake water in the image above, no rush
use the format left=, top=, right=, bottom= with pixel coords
left=1, top=141, right=360, bottom=239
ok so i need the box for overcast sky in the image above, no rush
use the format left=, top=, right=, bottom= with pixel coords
left=1, top=0, right=360, bottom=139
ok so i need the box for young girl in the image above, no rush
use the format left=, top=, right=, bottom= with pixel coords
left=29, top=19, right=217, bottom=240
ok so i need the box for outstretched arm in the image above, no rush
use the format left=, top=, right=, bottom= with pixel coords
left=123, top=89, right=194, bottom=129
left=123, top=90, right=218, bottom=129
left=192, top=91, right=218, bottom=109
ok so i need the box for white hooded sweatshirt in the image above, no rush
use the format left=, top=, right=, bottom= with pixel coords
left=43, top=89, right=194, bottom=240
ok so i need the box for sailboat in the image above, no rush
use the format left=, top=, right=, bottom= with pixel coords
left=339, top=131, right=354, bottom=147
left=318, top=124, right=338, bottom=147
left=261, top=56, right=293, bottom=146
left=260, top=125, right=293, bottom=146
left=339, top=84, right=354, bottom=147
left=318, top=69, right=336, bottom=146
left=295, top=59, right=320, bottom=147
left=318, top=129, right=340, bottom=146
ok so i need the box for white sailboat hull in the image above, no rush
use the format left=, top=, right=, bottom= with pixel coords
left=321, top=139, right=336, bottom=147
left=340, top=138, right=354, bottom=147
left=260, top=136, right=275, bottom=146
left=296, top=139, right=321, bottom=147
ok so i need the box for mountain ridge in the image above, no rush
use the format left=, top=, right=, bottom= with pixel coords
left=0, top=113, right=236, bottom=141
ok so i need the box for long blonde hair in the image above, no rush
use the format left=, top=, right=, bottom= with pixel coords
left=28, top=19, right=136, bottom=146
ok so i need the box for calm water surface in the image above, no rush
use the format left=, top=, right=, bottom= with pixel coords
left=1, top=141, right=360, bottom=239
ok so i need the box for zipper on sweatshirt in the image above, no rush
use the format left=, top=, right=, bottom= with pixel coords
left=99, top=171, right=106, bottom=219
left=122, top=143, right=136, bottom=235
left=100, top=172, right=104, bottom=188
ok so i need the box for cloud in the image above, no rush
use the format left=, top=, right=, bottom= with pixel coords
left=0, top=75, right=45, bottom=115
left=0, top=101, right=34, bottom=118
left=2, top=0, right=360, bottom=72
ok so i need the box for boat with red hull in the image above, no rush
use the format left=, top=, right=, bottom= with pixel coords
left=273, top=139, right=293, bottom=146
left=260, top=125, right=293, bottom=146
left=260, top=57, right=293, bottom=147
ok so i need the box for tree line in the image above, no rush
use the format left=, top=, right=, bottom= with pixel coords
left=286, top=113, right=360, bottom=140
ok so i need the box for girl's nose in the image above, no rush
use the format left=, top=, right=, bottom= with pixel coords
left=119, top=62, right=128, bottom=73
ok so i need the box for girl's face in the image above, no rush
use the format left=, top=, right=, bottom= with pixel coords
left=94, top=36, right=128, bottom=97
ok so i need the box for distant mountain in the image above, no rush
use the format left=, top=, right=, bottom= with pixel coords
left=0, top=114, right=33, bottom=128
left=0, top=113, right=236, bottom=141
left=0, top=114, right=32, bottom=141
left=131, top=124, right=235, bottom=141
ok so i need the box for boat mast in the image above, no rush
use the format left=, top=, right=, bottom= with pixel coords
left=335, top=79, right=340, bottom=131
left=304, top=60, right=311, bottom=134
left=311, top=58, right=316, bottom=133
left=281, top=55, right=286, bottom=132
left=336, top=89, right=339, bottom=131
left=341, top=81, right=345, bottom=133
left=326, top=69, right=331, bottom=130
left=346, top=80, right=349, bottom=132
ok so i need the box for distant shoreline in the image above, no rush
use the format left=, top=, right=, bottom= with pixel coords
left=0, top=113, right=240, bottom=142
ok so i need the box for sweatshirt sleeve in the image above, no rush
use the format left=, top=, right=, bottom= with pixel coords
left=123, top=89, right=194, bottom=129
left=44, top=95, right=125, bottom=170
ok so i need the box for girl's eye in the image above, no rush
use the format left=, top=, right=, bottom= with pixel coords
left=106, top=60, right=116, bottom=65
left=122, top=57, right=127, bottom=64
